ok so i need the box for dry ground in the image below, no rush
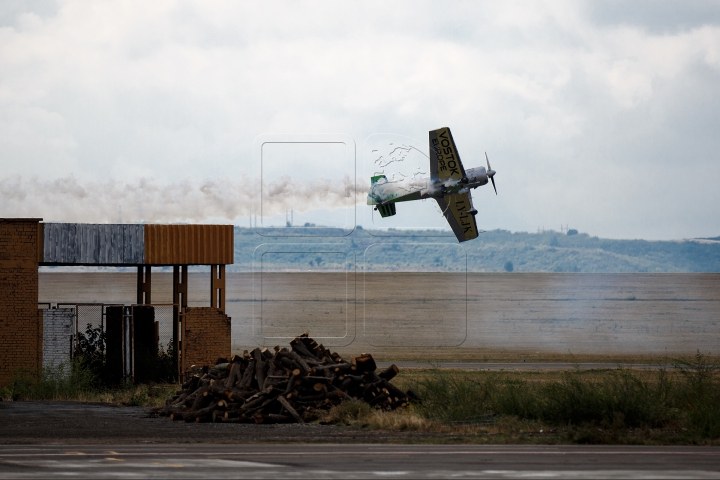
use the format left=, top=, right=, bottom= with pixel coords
left=39, top=272, right=720, bottom=362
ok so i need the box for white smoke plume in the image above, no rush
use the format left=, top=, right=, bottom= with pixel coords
left=0, top=175, right=369, bottom=224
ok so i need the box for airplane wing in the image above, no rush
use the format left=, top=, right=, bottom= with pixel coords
left=429, top=127, right=466, bottom=182
left=436, top=191, right=479, bottom=242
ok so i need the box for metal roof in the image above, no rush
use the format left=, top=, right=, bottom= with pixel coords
left=39, top=223, right=233, bottom=266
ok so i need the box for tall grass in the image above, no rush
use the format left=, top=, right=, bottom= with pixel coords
left=1, top=360, right=96, bottom=401
left=0, top=360, right=177, bottom=407
left=411, top=352, right=720, bottom=439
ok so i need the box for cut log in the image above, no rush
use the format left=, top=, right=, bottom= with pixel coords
left=171, top=391, right=190, bottom=405
left=277, top=395, right=305, bottom=424
left=182, top=375, right=200, bottom=391
left=378, top=364, right=399, bottom=381
left=354, top=354, right=377, bottom=373
left=286, top=352, right=310, bottom=373
left=374, top=379, right=408, bottom=401
left=191, top=387, right=210, bottom=410
left=406, top=389, right=422, bottom=404
left=301, top=376, right=333, bottom=384
left=283, top=371, right=299, bottom=395
left=238, top=359, right=255, bottom=388
left=213, top=362, right=230, bottom=371
left=167, top=331, right=413, bottom=426
left=241, top=393, right=267, bottom=410
left=290, top=338, right=319, bottom=360
left=183, top=401, right=218, bottom=422
left=225, top=363, right=241, bottom=388
left=254, top=349, right=266, bottom=391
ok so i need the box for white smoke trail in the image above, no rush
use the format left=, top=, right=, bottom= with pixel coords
left=0, top=175, right=369, bottom=223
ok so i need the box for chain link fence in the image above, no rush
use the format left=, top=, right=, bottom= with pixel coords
left=40, top=303, right=178, bottom=384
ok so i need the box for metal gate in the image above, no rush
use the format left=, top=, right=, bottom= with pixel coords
left=51, top=303, right=177, bottom=384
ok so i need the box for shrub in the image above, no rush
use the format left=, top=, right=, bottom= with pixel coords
left=75, top=323, right=106, bottom=386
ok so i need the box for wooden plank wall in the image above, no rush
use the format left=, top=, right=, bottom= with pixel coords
left=41, top=224, right=144, bottom=265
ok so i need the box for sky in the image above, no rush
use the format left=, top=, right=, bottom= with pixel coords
left=1, top=0, right=719, bottom=239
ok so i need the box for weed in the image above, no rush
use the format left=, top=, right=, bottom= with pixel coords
left=2, top=360, right=96, bottom=401
left=324, top=400, right=373, bottom=423
left=409, top=353, right=720, bottom=440
left=673, top=352, right=720, bottom=439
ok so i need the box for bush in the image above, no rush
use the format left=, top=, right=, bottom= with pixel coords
left=74, top=323, right=177, bottom=385
left=75, top=323, right=106, bottom=387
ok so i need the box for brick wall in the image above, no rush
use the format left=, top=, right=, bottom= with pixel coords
left=182, top=307, right=231, bottom=369
left=0, top=219, right=41, bottom=385
left=42, top=309, right=74, bottom=370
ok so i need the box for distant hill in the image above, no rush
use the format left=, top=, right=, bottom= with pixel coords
left=231, top=227, right=720, bottom=272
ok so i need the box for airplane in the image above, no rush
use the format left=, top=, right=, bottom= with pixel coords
left=366, top=127, right=497, bottom=243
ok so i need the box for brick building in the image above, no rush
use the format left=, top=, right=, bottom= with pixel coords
left=0, top=219, right=233, bottom=385
left=0, top=219, right=42, bottom=384
left=183, top=307, right=232, bottom=368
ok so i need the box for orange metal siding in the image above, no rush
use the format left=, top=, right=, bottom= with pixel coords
left=143, top=225, right=234, bottom=265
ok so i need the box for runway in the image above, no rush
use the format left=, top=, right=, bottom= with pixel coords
left=379, top=362, right=670, bottom=370
left=1, top=444, right=719, bottom=479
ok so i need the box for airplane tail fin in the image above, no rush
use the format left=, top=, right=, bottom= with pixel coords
left=367, top=175, right=388, bottom=206
left=370, top=175, right=387, bottom=185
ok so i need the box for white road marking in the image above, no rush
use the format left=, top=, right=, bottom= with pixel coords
left=2, top=449, right=720, bottom=458
left=0, top=468, right=720, bottom=479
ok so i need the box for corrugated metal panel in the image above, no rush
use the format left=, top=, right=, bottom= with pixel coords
left=41, top=224, right=144, bottom=265
left=40, top=223, right=231, bottom=265
left=144, top=224, right=233, bottom=265
left=123, top=224, right=143, bottom=264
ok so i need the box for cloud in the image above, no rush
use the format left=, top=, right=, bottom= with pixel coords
left=0, top=1, right=719, bottom=238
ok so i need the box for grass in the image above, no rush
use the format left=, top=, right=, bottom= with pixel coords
left=0, top=360, right=177, bottom=408
left=4, top=353, right=720, bottom=444
left=368, top=350, right=720, bottom=365
left=322, top=352, right=720, bottom=444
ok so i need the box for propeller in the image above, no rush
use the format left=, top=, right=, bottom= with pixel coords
left=485, top=152, right=497, bottom=195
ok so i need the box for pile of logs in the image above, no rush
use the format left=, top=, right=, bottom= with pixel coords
left=155, top=333, right=414, bottom=424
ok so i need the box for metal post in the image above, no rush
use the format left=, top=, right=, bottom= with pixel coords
left=172, top=265, right=188, bottom=379
left=123, top=306, right=134, bottom=384
left=210, top=264, right=226, bottom=313
left=219, top=264, right=225, bottom=313
left=210, top=265, right=217, bottom=308
left=137, top=265, right=152, bottom=305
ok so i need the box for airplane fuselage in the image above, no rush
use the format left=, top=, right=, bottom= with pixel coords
left=367, top=166, right=489, bottom=206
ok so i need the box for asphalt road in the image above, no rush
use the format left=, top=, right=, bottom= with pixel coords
left=0, top=401, right=436, bottom=444
left=379, top=362, right=670, bottom=370
left=1, top=444, right=720, bottom=479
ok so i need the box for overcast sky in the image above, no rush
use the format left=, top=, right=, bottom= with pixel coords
left=1, top=0, right=719, bottom=239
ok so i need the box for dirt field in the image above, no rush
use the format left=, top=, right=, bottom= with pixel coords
left=39, top=272, right=720, bottom=361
